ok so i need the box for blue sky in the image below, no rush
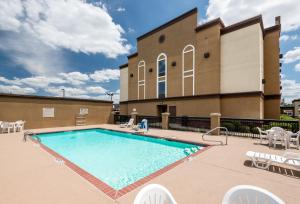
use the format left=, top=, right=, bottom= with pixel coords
left=0, top=0, right=299, bottom=103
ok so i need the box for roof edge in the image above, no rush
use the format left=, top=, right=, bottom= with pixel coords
left=137, top=8, right=198, bottom=41
left=221, top=15, right=264, bottom=35
left=195, top=18, right=225, bottom=32
left=127, top=52, right=138, bottom=59
left=0, top=93, right=113, bottom=103
left=119, top=63, right=128, bottom=69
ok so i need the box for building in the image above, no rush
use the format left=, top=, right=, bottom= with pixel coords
left=119, top=8, right=281, bottom=119
left=293, top=99, right=300, bottom=117
left=280, top=104, right=294, bottom=117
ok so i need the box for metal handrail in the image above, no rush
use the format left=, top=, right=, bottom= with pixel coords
left=202, top=127, right=229, bottom=145
left=23, top=131, right=40, bottom=143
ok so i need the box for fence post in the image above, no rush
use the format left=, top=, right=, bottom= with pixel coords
left=210, top=113, right=221, bottom=135
left=131, top=108, right=138, bottom=125
left=161, top=112, right=170, bottom=130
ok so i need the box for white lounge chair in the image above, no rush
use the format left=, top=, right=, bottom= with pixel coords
left=246, top=151, right=300, bottom=170
left=134, top=184, right=177, bottom=204
left=222, top=185, right=285, bottom=204
left=120, top=118, right=134, bottom=128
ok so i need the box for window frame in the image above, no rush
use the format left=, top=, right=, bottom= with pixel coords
left=182, top=44, right=195, bottom=96
left=157, top=53, right=167, bottom=98
left=138, top=60, right=146, bottom=99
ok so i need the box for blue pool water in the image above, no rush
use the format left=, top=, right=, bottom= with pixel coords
left=35, top=129, right=203, bottom=190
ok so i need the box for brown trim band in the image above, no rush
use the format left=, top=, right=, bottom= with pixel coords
left=264, top=94, right=281, bottom=100
left=120, top=91, right=264, bottom=104
left=127, top=52, right=138, bottom=59
left=0, top=93, right=113, bottom=104
left=195, top=18, right=225, bottom=32
left=119, top=63, right=128, bottom=69
left=137, top=8, right=197, bottom=41
left=221, top=15, right=264, bottom=35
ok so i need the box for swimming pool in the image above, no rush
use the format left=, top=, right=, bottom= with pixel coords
left=34, top=129, right=206, bottom=197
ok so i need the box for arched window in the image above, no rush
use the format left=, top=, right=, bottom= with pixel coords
left=157, top=53, right=167, bottom=98
left=138, top=60, right=146, bottom=99
left=182, top=44, right=195, bottom=96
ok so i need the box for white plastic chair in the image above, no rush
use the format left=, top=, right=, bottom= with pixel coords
left=134, top=184, right=177, bottom=204
left=268, top=127, right=288, bottom=149
left=15, top=120, right=25, bottom=132
left=222, top=185, right=285, bottom=204
left=256, top=127, right=268, bottom=144
left=1, top=122, right=15, bottom=133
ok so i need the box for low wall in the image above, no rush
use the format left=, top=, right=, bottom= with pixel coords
left=0, top=94, right=113, bottom=129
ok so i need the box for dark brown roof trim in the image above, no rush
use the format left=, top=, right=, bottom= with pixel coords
left=119, top=63, right=128, bottom=69
left=127, top=52, right=138, bottom=59
left=221, top=15, right=264, bottom=35
left=120, top=91, right=263, bottom=104
left=137, top=8, right=198, bottom=41
left=292, top=98, right=300, bottom=103
left=264, top=25, right=281, bottom=34
left=195, top=18, right=225, bottom=32
left=0, top=93, right=112, bottom=104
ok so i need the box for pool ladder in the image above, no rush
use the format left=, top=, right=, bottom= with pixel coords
left=202, top=127, right=229, bottom=145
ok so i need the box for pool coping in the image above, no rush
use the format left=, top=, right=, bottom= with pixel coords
left=30, top=128, right=212, bottom=200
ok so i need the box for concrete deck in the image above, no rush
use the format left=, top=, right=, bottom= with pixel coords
left=0, top=124, right=299, bottom=204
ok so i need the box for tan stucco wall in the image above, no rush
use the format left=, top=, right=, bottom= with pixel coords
left=264, top=98, right=280, bottom=119
left=121, top=94, right=263, bottom=119
left=264, top=30, right=281, bottom=96
left=195, top=24, right=222, bottom=95
left=127, top=12, right=197, bottom=100
left=221, top=95, right=263, bottom=119
left=0, top=96, right=112, bottom=129
left=220, top=24, right=264, bottom=93
left=120, top=67, right=128, bottom=102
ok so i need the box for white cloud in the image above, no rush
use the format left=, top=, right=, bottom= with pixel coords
left=280, top=34, right=298, bottom=41
left=59, top=72, right=89, bottom=85
left=283, top=47, right=300, bottom=64
left=0, top=85, right=36, bottom=95
left=0, top=0, right=23, bottom=32
left=295, top=63, right=300, bottom=72
left=281, top=79, right=300, bottom=103
left=0, top=0, right=131, bottom=75
left=86, top=86, right=107, bottom=94
left=206, top=0, right=300, bottom=32
left=90, top=69, right=120, bottom=82
left=128, top=27, right=135, bottom=33
left=45, top=86, right=87, bottom=97
left=117, top=7, right=126, bottom=12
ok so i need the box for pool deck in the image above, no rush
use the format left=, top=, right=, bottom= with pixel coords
left=0, top=124, right=299, bottom=204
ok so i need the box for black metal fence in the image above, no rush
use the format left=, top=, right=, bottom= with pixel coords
left=113, top=114, right=131, bottom=124
left=220, top=117, right=299, bottom=138
left=136, top=115, right=162, bottom=128
left=169, top=116, right=211, bottom=132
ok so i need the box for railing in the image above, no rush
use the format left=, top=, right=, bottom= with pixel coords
left=169, top=116, right=210, bottom=132
left=114, top=114, right=131, bottom=124
left=220, top=117, right=299, bottom=138
left=202, top=127, right=229, bottom=145
left=136, top=115, right=162, bottom=128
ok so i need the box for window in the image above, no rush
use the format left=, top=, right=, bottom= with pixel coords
left=182, top=44, right=195, bottom=96
left=138, top=61, right=146, bottom=99
left=157, top=53, right=167, bottom=98
left=158, top=81, right=165, bottom=98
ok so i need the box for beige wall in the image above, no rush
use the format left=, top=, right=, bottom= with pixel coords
left=120, top=67, right=128, bottom=102
left=0, top=96, right=112, bottom=129
left=220, top=24, right=264, bottom=93
left=264, top=98, right=280, bottom=119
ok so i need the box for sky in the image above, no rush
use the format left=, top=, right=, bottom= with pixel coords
left=0, top=0, right=299, bottom=103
